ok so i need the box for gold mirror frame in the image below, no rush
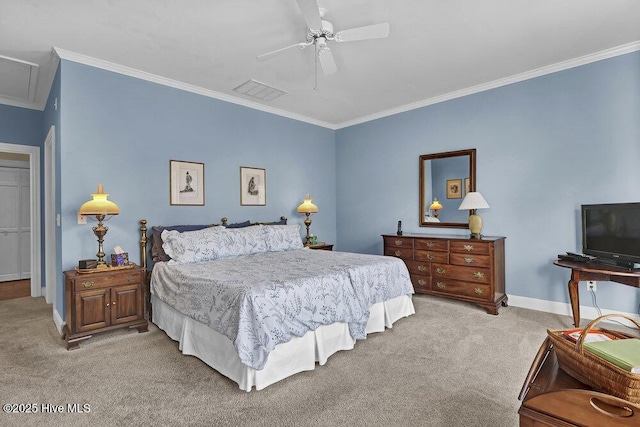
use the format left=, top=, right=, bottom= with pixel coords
left=419, top=149, right=476, bottom=228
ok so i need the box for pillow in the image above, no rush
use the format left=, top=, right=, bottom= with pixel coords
left=214, top=226, right=268, bottom=259
left=225, top=220, right=251, bottom=229
left=161, top=226, right=227, bottom=264
left=268, top=219, right=287, bottom=225
left=151, top=224, right=212, bottom=262
left=263, top=224, right=304, bottom=252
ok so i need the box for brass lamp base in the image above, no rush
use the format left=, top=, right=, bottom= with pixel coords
left=92, top=214, right=109, bottom=266
left=469, top=213, right=483, bottom=239
left=303, top=213, right=312, bottom=246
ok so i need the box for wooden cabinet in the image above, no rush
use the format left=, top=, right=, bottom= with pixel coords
left=382, top=234, right=507, bottom=314
left=63, top=266, right=148, bottom=349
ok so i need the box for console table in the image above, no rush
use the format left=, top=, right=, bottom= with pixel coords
left=519, top=337, right=640, bottom=426
left=553, top=259, right=640, bottom=327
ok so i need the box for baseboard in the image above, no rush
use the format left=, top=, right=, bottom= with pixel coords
left=508, top=294, right=640, bottom=326
left=53, top=308, right=65, bottom=336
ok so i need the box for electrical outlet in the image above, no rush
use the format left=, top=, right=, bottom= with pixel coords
left=77, top=212, right=87, bottom=225
left=587, top=281, right=597, bottom=292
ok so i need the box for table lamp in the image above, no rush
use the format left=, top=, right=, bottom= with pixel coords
left=79, top=184, right=120, bottom=267
left=429, top=198, right=443, bottom=218
left=458, top=192, right=489, bottom=239
left=296, top=194, right=318, bottom=246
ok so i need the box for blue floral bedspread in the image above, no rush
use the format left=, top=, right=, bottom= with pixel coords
left=151, top=249, right=414, bottom=370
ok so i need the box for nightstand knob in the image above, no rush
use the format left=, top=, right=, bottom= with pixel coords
left=395, top=240, right=403, bottom=246
left=126, top=275, right=136, bottom=282
left=82, top=281, right=94, bottom=288
left=463, top=244, right=474, bottom=252
left=106, top=303, right=110, bottom=307
left=112, top=301, right=116, bottom=305
left=426, top=242, right=436, bottom=248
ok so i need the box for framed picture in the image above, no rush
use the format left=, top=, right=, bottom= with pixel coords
left=446, top=179, right=462, bottom=199
left=240, top=167, right=266, bottom=206
left=170, top=160, right=204, bottom=206
left=465, top=178, right=471, bottom=195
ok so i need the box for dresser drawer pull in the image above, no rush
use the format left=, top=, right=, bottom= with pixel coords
left=464, top=257, right=474, bottom=264
left=82, top=281, right=94, bottom=288
left=417, top=279, right=427, bottom=287
left=395, top=240, right=403, bottom=246
left=436, top=267, right=446, bottom=275
left=436, top=282, right=446, bottom=289
left=126, top=275, right=137, bottom=283
left=426, top=242, right=436, bottom=248
left=417, top=265, right=427, bottom=272
left=473, top=271, right=485, bottom=279
left=474, top=287, right=485, bottom=295
left=463, top=244, right=474, bottom=252
left=394, top=250, right=402, bottom=257
left=427, top=254, right=436, bottom=261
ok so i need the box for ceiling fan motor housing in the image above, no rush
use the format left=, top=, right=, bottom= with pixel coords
left=307, top=20, right=334, bottom=41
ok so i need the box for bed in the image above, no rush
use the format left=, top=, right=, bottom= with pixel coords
left=139, top=218, right=415, bottom=391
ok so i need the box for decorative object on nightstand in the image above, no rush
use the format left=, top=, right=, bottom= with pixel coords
left=458, top=191, right=489, bottom=239
left=297, top=193, right=318, bottom=246
left=79, top=184, right=120, bottom=267
left=429, top=198, right=443, bottom=218
left=309, top=243, right=333, bottom=251
left=63, top=265, right=148, bottom=349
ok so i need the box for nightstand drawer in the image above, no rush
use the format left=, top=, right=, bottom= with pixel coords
left=73, top=270, right=143, bottom=292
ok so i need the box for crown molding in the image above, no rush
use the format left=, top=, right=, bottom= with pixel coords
left=53, top=48, right=337, bottom=130
left=335, top=40, right=640, bottom=129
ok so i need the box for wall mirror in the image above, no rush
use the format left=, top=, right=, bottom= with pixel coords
left=419, top=149, right=476, bottom=228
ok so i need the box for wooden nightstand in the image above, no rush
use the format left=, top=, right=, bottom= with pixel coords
left=63, top=265, right=148, bottom=350
left=309, top=243, right=333, bottom=251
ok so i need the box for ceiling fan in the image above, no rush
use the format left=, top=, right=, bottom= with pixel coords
left=257, top=0, right=390, bottom=85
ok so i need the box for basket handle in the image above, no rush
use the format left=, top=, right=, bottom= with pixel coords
left=576, top=313, right=640, bottom=355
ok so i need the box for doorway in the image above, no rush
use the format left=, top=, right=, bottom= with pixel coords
left=0, top=142, right=41, bottom=299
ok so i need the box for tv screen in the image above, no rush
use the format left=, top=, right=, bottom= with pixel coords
left=581, top=202, right=640, bottom=268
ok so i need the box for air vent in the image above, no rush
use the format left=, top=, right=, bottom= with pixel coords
left=233, top=79, right=286, bottom=102
left=0, top=54, right=38, bottom=102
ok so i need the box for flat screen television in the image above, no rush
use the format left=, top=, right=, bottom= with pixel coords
left=581, top=202, right=640, bottom=269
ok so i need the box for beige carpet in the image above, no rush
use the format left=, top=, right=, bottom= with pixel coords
left=0, top=295, right=572, bottom=427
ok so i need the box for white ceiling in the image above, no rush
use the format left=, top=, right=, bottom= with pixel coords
left=1, top=0, right=639, bottom=129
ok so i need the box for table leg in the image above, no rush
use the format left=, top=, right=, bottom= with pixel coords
left=568, top=276, right=580, bottom=327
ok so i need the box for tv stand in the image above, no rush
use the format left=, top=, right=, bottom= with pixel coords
left=553, top=259, right=640, bottom=327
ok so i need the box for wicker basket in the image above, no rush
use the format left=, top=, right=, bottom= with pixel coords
left=547, top=313, right=640, bottom=403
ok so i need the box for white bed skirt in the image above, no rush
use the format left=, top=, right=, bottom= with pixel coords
left=151, top=294, right=415, bottom=391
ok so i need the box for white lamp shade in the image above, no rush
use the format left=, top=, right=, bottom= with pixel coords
left=458, top=192, right=489, bottom=210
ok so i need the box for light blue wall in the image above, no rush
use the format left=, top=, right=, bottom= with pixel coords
left=0, top=104, right=43, bottom=146
left=56, top=60, right=336, bottom=317
left=336, top=51, right=640, bottom=314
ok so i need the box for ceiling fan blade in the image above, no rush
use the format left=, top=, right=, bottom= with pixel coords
left=296, top=0, right=322, bottom=31
left=334, top=22, right=390, bottom=42
left=257, top=42, right=311, bottom=60
left=318, top=47, right=337, bottom=75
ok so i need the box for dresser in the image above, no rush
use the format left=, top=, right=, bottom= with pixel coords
left=63, top=266, right=148, bottom=349
left=382, top=234, right=507, bottom=314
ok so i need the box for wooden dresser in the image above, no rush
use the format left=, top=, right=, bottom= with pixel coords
left=382, top=234, right=507, bottom=314
left=63, top=266, right=148, bottom=349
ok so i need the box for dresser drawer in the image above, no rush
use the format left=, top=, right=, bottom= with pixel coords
left=431, top=263, right=491, bottom=284
left=431, top=279, right=492, bottom=300
left=73, top=270, right=143, bottom=292
left=449, top=253, right=491, bottom=268
left=404, top=260, right=431, bottom=277
left=450, top=241, right=491, bottom=255
left=383, top=236, right=414, bottom=249
left=384, top=247, right=413, bottom=260
left=410, top=274, right=430, bottom=290
left=414, top=239, right=449, bottom=252
left=414, top=250, right=449, bottom=264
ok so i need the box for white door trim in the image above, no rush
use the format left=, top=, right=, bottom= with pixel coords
left=0, top=142, right=41, bottom=296
left=44, top=126, right=56, bottom=305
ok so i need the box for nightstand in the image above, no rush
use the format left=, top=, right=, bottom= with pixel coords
left=63, top=265, right=148, bottom=350
left=309, top=243, right=333, bottom=251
